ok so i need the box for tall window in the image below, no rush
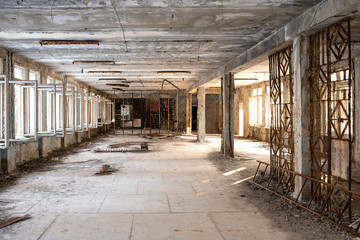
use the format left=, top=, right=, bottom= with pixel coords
left=29, top=70, right=40, bottom=132
left=14, top=65, right=26, bottom=138
left=249, top=87, right=262, bottom=126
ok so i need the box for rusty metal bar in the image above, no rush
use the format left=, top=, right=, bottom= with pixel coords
left=158, top=93, right=161, bottom=134
left=250, top=180, right=360, bottom=237
left=161, top=79, right=180, bottom=90
left=251, top=160, right=360, bottom=237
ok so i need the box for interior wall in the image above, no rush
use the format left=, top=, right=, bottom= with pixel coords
left=234, top=81, right=270, bottom=142
left=206, top=94, right=221, bottom=134
left=0, top=47, right=111, bottom=173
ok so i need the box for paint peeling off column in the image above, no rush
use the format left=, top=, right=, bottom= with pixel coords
left=197, top=87, right=205, bottom=143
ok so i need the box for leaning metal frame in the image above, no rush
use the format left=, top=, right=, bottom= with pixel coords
left=309, top=19, right=353, bottom=216
left=252, top=161, right=360, bottom=236
left=269, top=46, right=294, bottom=180
left=251, top=18, right=358, bottom=236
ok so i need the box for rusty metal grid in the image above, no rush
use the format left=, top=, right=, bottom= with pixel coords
left=269, top=46, right=294, bottom=181
left=251, top=160, right=360, bottom=236
left=308, top=19, right=353, bottom=214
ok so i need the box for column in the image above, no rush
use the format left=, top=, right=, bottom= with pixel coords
left=293, top=35, right=311, bottom=199
left=221, top=72, right=234, bottom=157
left=197, top=87, right=206, bottom=142
left=186, top=93, right=192, bottom=135
left=354, top=58, right=360, bottom=174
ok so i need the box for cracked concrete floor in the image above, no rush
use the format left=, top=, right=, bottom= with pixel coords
left=0, top=134, right=303, bottom=240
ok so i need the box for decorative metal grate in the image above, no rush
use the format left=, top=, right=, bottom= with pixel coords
left=308, top=18, right=353, bottom=212
left=252, top=160, right=360, bottom=236
left=269, top=46, right=294, bottom=182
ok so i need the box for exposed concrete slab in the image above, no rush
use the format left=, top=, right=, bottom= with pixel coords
left=167, top=192, right=240, bottom=213
left=187, top=0, right=360, bottom=92
left=137, top=181, right=196, bottom=195
left=40, top=213, right=133, bottom=240
left=0, top=134, right=350, bottom=239
left=0, top=1, right=323, bottom=92
left=131, top=213, right=223, bottom=240
left=28, top=195, right=106, bottom=214
left=99, top=194, right=170, bottom=213
left=210, top=212, right=302, bottom=240
left=0, top=213, right=58, bottom=240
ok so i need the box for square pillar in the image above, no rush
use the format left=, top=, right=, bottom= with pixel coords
left=221, top=72, right=234, bottom=157
left=354, top=58, right=360, bottom=172
left=293, top=35, right=311, bottom=199
left=186, top=93, right=192, bottom=135
left=197, top=87, right=206, bottom=142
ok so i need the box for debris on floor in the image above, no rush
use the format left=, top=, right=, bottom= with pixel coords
left=95, top=164, right=117, bottom=175
left=94, top=148, right=149, bottom=153
left=141, top=142, right=148, bottom=150
left=0, top=215, right=31, bottom=229
left=79, top=141, right=92, bottom=147
left=95, top=141, right=150, bottom=152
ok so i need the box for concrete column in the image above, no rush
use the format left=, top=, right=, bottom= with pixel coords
left=62, top=77, right=67, bottom=148
left=87, top=87, right=91, bottom=139
left=197, top=87, right=206, bottom=142
left=186, top=93, right=192, bottom=135
left=221, top=72, right=234, bottom=157
left=354, top=58, right=360, bottom=171
left=293, top=35, right=311, bottom=199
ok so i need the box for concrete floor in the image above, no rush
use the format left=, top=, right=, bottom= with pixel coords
left=0, top=134, right=303, bottom=240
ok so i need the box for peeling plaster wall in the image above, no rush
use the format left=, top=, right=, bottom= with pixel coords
left=0, top=46, right=111, bottom=173
left=234, top=81, right=270, bottom=142
left=206, top=94, right=221, bottom=134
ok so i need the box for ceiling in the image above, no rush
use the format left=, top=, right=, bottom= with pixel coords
left=0, top=0, right=322, bottom=94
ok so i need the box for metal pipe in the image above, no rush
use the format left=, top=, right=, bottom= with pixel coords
left=161, top=79, right=180, bottom=90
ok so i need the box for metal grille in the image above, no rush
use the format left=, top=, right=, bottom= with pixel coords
left=308, top=19, right=352, bottom=211
left=269, top=46, right=294, bottom=180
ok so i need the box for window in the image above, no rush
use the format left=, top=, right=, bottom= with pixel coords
left=30, top=70, right=41, bottom=131
left=13, top=65, right=37, bottom=140
left=0, top=59, right=6, bottom=148
left=249, top=87, right=263, bottom=126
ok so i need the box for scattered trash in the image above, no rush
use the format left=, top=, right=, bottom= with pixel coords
left=94, top=148, right=148, bottom=153
left=0, top=215, right=31, bottom=229
left=141, top=142, right=148, bottom=150
left=79, top=141, right=92, bottom=147
left=95, top=141, right=150, bottom=153
left=95, top=164, right=117, bottom=175
left=349, top=218, right=360, bottom=233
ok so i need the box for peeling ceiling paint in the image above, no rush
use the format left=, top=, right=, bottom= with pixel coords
left=0, top=0, right=322, bottom=93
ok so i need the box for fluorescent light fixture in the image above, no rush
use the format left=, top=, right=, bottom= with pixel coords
left=106, top=83, right=129, bottom=87
left=112, top=88, right=125, bottom=91
left=40, top=40, right=99, bottom=46
left=157, top=71, right=191, bottom=74
left=234, top=78, right=258, bottom=81
left=88, top=71, right=122, bottom=74
left=99, top=78, right=126, bottom=81
left=72, top=61, right=115, bottom=64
